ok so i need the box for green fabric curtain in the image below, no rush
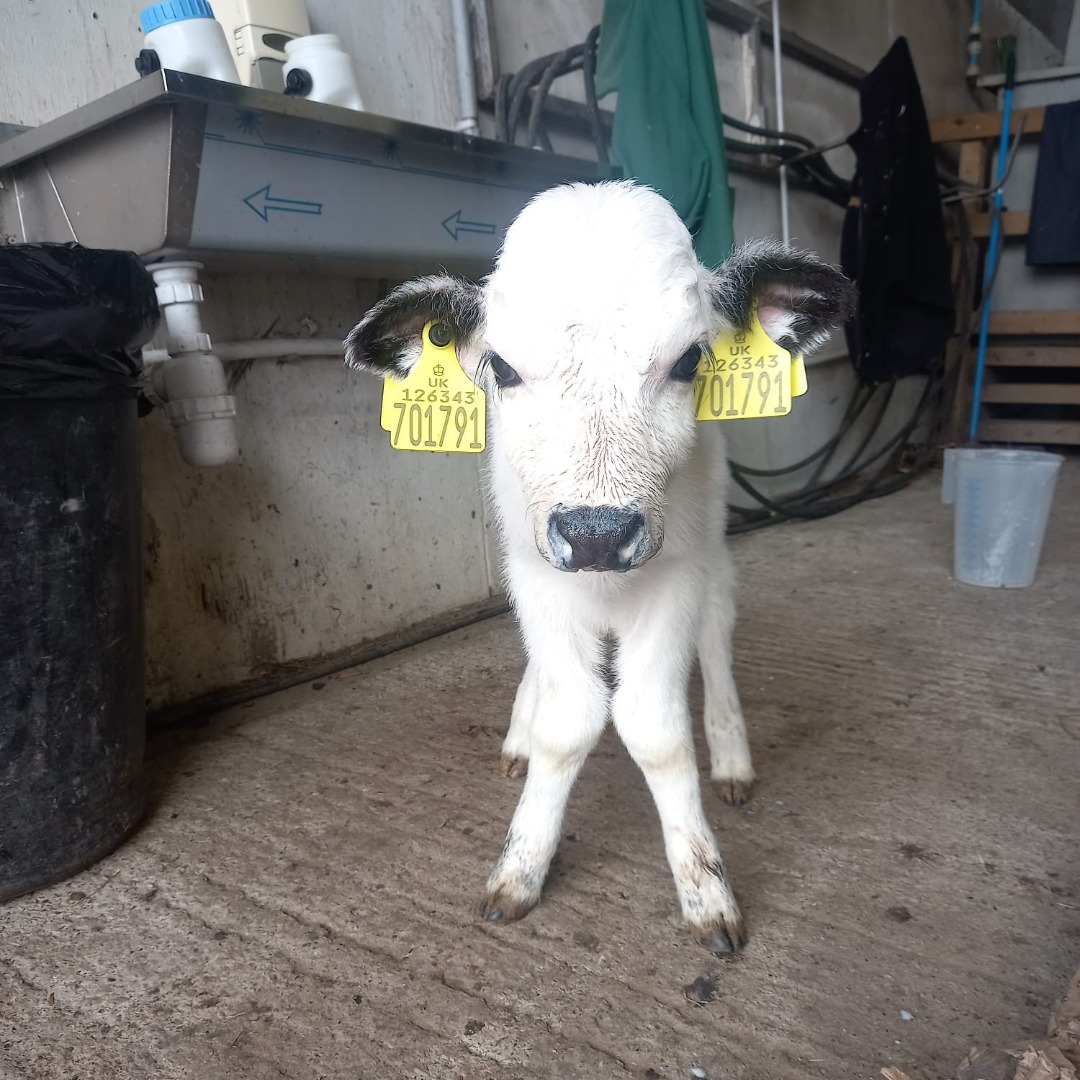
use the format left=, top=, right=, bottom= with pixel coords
left=595, top=0, right=735, bottom=267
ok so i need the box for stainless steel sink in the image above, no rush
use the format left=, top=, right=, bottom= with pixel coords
left=0, top=70, right=614, bottom=275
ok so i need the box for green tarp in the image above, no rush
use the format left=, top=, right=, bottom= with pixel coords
left=595, top=0, right=735, bottom=267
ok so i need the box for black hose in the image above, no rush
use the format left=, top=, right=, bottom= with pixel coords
left=582, top=25, right=609, bottom=165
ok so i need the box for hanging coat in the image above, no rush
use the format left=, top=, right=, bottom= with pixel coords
left=841, top=37, right=954, bottom=385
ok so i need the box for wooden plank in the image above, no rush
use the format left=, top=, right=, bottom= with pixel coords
left=965, top=210, right=1030, bottom=238
left=978, top=418, right=1080, bottom=445
left=982, top=384, right=1080, bottom=405
left=986, top=346, right=1080, bottom=367
left=988, top=311, right=1080, bottom=336
left=930, top=106, right=1045, bottom=143
left=957, top=141, right=988, bottom=212
left=958, top=140, right=988, bottom=186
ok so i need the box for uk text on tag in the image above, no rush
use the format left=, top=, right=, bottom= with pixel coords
left=380, top=321, right=486, bottom=453
left=696, top=313, right=805, bottom=420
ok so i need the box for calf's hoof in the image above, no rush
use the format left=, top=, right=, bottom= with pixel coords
left=499, top=753, right=528, bottom=779
left=712, top=775, right=754, bottom=807
left=690, top=913, right=747, bottom=956
left=480, top=887, right=537, bottom=924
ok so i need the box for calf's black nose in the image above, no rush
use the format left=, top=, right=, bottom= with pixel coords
left=547, top=505, right=647, bottom=572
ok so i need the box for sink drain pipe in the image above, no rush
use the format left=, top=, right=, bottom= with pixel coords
left=147, top=261, right=239, bottom=467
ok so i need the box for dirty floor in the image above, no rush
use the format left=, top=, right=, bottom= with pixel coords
left=3, top=465, right=1079, bottom=1080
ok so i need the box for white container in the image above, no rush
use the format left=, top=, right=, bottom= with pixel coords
left=953, top=448, right=1064, bottom=588
left=140, top=0, right=241, bottom=84
left=283, top=34, right=364, bottom=111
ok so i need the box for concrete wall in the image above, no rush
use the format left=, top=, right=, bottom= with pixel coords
left=0, top=0, right=1035, bottom=712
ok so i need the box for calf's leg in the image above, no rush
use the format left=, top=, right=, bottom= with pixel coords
left=697, top=548, right=755, bottom=805
left=499, top=659, right=537, bottom=778
left=612, top=585, right=745, bottom=954
left=482, top=598, right=607, bottom=922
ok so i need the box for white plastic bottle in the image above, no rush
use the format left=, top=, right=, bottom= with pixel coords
left=283, top=34, right=365, bottom=110
left=138, top=0, right=241, bottom=84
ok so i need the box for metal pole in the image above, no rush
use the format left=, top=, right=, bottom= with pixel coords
left=770, top=0, right=790, bottom=245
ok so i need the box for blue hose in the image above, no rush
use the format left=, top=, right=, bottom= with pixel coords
left=967, top=50, right=1016, bottom=442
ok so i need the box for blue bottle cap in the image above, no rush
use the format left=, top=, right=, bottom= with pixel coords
left=140, top=0, right=217, bottom=35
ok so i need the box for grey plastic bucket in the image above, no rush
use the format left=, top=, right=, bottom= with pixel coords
left=953, top=449, right=1064, bottom=587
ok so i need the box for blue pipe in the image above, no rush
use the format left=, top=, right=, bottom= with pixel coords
left=967, top=59, right=1015, bottom=442
left=967, top=0, right=982, bottom=81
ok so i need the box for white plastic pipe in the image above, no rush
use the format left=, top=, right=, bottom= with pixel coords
left=149, top=262, right=239, bottom=468
left=142, top=338, right=344, bottom=365
left=770, top=0, right=791, bottom=246
left=450, top=0, right=479, bottom=135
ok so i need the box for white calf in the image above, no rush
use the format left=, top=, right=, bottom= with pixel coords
left=346, top=180, right=854, bottom=953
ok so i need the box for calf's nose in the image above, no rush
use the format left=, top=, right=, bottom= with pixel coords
left=547, top=505, right=647, bottom=572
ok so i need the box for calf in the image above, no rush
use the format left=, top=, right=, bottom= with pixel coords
left=345, top=181, right=854, bottom=953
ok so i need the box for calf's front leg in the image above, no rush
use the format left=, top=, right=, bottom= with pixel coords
left=698, top=548, right=755, bottom=805
left=482, top=607, right=607, bottom=922
left=611, top=588, right=745, bottom=954
left=499, top=659, right=537, bottom=778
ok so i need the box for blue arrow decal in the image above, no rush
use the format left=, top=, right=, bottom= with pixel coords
left=442, top=210, right=496, bottom=240
left=243, top=184, right=323, bottom=221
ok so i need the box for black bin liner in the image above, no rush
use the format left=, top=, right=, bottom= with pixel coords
left=0, top=243, right=158, bottom=901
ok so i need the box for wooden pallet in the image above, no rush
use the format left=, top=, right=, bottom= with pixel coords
left=931, top=106, right=1080, bottom=446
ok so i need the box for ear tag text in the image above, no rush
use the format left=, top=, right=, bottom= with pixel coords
left=696, top=312, right=807, bottom=421
left=380, top=321, right=486, bottom=453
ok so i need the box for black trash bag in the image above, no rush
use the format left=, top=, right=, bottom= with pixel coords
left=0, top=243, right=159, bottom=399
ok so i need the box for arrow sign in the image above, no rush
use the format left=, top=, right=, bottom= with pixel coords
left=442, top=210, right=496, bottom=240
left=243, top=184, right=323, bottom=221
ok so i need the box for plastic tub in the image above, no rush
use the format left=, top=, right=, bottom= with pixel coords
left=941, top=446, right=981, bottom=504
left=953, top=448, right=1064, bottom=587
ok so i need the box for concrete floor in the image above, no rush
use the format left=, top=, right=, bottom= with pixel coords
left=3, top=465, right=1079, bottom=1080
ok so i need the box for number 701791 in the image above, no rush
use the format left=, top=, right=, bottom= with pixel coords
left=694, top=365, right=790, bottom=420
left=390, top=401, right=483, bottom=451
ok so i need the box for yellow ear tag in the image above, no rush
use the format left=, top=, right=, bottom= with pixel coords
left=790, top=355, right=808, bottom=397
left=380, top=321, right=486, bottom=453
left=696, top=311, right=808, bottom=420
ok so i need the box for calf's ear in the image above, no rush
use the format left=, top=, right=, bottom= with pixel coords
left=708, top=240, right=857, bottom=356
left=344, top=275, right=484, bottom=379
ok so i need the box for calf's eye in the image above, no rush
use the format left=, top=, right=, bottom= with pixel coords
left=487, top=352, right=522, bottom=389
left=670, top=344, right=704, bottom=383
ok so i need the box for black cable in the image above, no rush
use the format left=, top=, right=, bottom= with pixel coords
left=582, top=25, right=609, bottom=165
left=730, top=384, right=873, bottom=477
left=805, top=382, right=894, bottom=491
left=527, top=49, right=584, bottom=150
left=728, top=372, right=942, bottom=526
left=733, top=360, right=951, bottom=523
left=721, top=111, right=814, bottom=148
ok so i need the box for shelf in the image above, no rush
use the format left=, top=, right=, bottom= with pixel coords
left=985, top=346, right=1080, bottom=367
left=978, top=419, right=1080, bottom=445
left=981, top=384, right=1080, bottom=405
left=987, top=311, right=1080, bottom=336
left=929, top=107, right=1046, bottom=143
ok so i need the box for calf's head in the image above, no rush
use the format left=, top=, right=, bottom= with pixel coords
left=346, top=181, right=855, bottom=572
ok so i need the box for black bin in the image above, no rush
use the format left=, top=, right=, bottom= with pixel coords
left=0, top=244, right=158, bottom=901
